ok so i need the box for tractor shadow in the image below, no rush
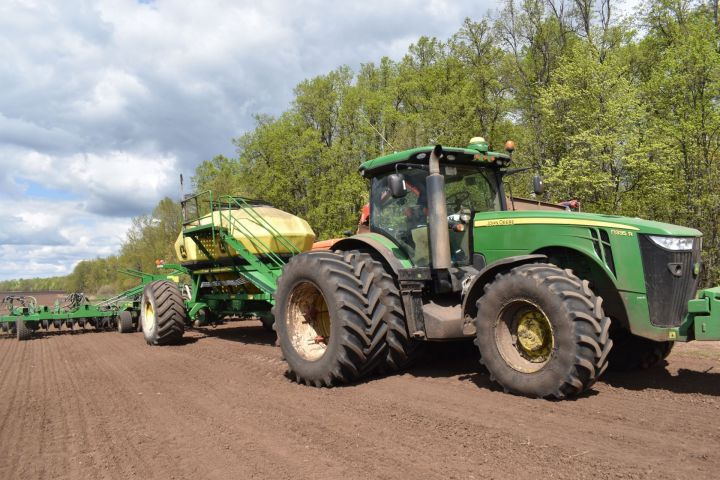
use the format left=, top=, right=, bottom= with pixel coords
left=406, top=344, right=720, bottom=397
left=402, top=342, right=606, bottom=399
left=192, top=321, right=277, bottom=346
left=401, top=341, right=506, bottom=394
left=601, top=364, right=720, bottom=397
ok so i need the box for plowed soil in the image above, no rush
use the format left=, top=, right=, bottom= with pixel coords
left=1, top=323, right=719, bottom=480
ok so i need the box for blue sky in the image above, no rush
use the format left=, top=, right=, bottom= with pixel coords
left=0, top=0, right=637, bottom=281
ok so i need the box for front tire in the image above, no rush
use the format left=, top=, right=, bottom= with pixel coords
left=475, top=263, right=612, bottom=399
left=273, top=251, right=389, bottom=386
left=141, top=281, right=186, bottom=345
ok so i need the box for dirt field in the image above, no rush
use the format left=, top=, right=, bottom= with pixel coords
left=1, top=323, right=719, bottom=480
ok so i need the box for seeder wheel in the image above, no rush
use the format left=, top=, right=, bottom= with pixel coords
left=117, top=311, right=134, bottom=333
left=141, top=280, right=186, bottom=345
left=16, top=319, right=31, bottom=341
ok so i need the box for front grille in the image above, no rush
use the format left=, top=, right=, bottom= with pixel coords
left=639, top=235, right=701, bottom=327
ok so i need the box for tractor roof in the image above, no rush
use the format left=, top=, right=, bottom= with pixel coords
left=358, top=142, right=511, bottom=177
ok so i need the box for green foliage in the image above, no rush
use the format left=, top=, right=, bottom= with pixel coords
left=6, top=0, right=720, bottom=290
left=192, top=154, right=244, bottom=197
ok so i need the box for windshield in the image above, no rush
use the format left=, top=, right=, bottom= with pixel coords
left=370, top=165, right=501, bottom=266
left=443, top=165, right=501, bottom=213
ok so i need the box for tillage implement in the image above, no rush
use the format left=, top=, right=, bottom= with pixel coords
left=1, top=269, right=174, bottom=340
left=142, top=138, right=720, bottom=399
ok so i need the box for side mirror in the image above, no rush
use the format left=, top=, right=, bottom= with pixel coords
left=533, top=175, right=545, bottom=195
left=388, top=173, right=408, bottom=198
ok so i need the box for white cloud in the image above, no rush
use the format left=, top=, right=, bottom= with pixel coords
left=0, top=0, right=495, bottom=280
left=0, top=197, right=131, bottom=279
left=12, top=149, right=179, bottom=216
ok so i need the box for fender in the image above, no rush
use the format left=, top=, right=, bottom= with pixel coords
left=330, top=234, right=408, bottom=274
left=462, top=254, right=548, bottom=320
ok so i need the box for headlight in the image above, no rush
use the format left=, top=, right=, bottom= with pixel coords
left=648, top=235, right=695, bottom=251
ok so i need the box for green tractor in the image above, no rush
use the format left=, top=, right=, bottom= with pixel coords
left=272, top=137, right=720, bottom=398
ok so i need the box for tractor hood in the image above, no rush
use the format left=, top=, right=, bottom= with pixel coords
left=474, top=210, right=702, bottom=237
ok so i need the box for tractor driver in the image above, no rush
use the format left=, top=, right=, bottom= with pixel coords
left=372, top=169, right=431, bottom=265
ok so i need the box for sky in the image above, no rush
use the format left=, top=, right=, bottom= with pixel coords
left=0, top=0, right=501, bottom=281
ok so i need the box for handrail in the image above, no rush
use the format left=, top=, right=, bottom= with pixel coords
left=219, top=195, right=301, bottom=255
left=181, top=190, right=216, bottom=245
left=214, top=195, right=301, bottom=267
left=218, top=210, right=286, bottom=269
left=180, top=191, right=300, bottom=272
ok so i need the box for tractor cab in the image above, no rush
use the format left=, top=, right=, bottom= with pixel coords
left=360, top=138, right=511, bottom=267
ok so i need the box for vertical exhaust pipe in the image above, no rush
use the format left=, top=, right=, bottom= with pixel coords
left=426, top=145, right=451, bottom=270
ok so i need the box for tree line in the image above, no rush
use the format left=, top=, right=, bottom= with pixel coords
left=3, top=0, right=719, bottom=294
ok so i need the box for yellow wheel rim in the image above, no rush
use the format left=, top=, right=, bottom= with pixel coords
left=495, top=301, right=554, bottom=373
left=516, top=310, right=553, bottom=362
left=142, top=302, right=156, bottom=333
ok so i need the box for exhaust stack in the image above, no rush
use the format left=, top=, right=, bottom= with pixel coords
left=426, top=145, right=452, bottom=270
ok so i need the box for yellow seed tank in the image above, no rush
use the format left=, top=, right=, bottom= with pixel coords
left=175, top=206, right=316, bottom=263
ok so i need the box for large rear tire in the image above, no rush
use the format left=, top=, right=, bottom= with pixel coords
left=141, top=281, right=186, bottom=345
left=607, top=328, right=673, bottom=371
left=273, top=251, right=389, bottom=386
left=475, top=263, right=612, bottom=399
left=357, top=253, right=424, bottom=372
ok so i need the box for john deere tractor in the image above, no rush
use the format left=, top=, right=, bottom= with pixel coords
left=273, top=138, right=720, bottom=398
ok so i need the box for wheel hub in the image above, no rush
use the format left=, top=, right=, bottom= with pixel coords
left=495, top=300, right=555, bottom=373
left=516, top=311, right=553, bottom=361
left=286, top=282, right=331, bottom=361
left=143, top=303, right=156, bottom=333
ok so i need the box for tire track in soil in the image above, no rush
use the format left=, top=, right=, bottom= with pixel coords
left=2, top=325, right=720, bottom=479
left=125, top=329, right=636, bottom=479
left=106, top=331, right=340, bottom=479
left=56, top=335, right=155, bottom=480
left=32, top=336, right=95, bottom=479
left=0, top=338, right=29, bottom=478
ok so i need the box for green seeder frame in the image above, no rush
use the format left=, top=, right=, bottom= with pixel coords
left=0, top=269, right=176, bottom=338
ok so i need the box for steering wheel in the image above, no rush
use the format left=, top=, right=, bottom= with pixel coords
left=446, top=190, right=470, bottom=211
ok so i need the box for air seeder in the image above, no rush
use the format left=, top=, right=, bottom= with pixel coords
left=142, top=138, right=720, bottom=399
left=138, top=194, right=314, bottom=344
